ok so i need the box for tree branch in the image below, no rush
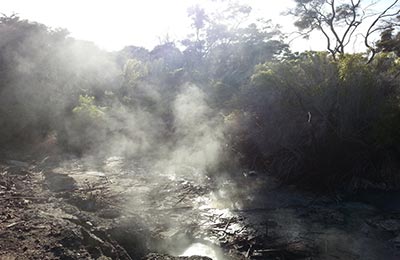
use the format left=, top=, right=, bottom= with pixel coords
left=365, top=0, right=399, bottom=63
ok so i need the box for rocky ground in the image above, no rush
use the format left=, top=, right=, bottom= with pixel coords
left=1, top=149, right=400, bottom=260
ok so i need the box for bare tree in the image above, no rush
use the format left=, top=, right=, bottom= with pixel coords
left=289, top=0, right=399, bottom=61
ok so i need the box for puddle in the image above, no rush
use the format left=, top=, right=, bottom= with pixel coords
left=180, top=242, right=224, bottom=260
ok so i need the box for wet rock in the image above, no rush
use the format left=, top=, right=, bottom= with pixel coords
left=44, top=172, right=77, bottom=192
left=353, top=190, right=400, bottom=212
left=7, top=160, right=29, bottom=168
left=67, top=195, right=100, bottom=212
left=242, top=171, right=257, bottom=177
left=390, top=234, right=400, bottom=245
left=107, top=218, right=150, bottom=259
left=375, top=219, right=400, bottom=232
left=285, top=240, right=314, bottom=258
left=99, top=208, right=122, bottom=219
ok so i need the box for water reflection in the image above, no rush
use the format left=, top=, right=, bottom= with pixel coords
left=180, top=242, right=223, bottom=260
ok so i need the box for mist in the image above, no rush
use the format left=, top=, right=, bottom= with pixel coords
left=1, top=1, right=400, bottom=259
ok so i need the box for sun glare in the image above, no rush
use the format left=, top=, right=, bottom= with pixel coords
left=2, top=0, right=296, bottom=51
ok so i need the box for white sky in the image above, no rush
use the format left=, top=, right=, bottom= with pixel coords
left=2, top=0, right=298, bottom=51
left=2, top=0, right=398, bottom=52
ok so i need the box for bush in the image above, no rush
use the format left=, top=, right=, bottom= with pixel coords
left=60, top=95, right=108, bottom=152
left=232, top=52, right=400, bottom=191
left=0, top=16, right=119, bottom=146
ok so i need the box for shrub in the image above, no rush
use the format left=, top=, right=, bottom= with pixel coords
left=233, top=52, right=400, bottom=191
left=60, top=95, right=108, bottom=152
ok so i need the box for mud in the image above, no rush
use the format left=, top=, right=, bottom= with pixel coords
left=1, top=151, right=400, bottom=260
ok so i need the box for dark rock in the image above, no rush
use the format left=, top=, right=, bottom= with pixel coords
left=44, top=172, right=77, bottom=192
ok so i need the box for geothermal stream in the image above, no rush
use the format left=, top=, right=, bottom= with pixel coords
left=30, top=154, right=400, bottom=260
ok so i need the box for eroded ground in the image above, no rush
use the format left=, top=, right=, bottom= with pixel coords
left=1, top=151, right=400, bottom=260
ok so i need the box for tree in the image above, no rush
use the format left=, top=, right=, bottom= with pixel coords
left=182, top=2, right=287, bottom=85
left=187, top=5, right=208, bottom=43
left=375, top=16, right=400, bottom=57
left=0, top=14, right=119, bottom=145
left=289, top=0, right=400, bottom=61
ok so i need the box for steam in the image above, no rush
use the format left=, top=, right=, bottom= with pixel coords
left=161, top=85, right=225, bottom=175
left=92, top=83, right=227, bottom=180
left=0, top=17, right=229, bottom=177
left=0, top=17, right=233, bottom=259
left=0, top=20, right=119, bottom=145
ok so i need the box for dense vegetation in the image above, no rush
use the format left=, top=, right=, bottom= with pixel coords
left=1, top=0, right=400, bottom=191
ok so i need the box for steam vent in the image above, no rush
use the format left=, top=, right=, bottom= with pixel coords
left=2, top=1, right=400, bottom=259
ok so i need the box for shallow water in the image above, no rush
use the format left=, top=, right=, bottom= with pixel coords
left=180, top=242, right=223, bottom=260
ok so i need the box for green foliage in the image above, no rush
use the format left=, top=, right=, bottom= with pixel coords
left=72, top=95, right=105, bottom=120
left=0, top=14, right=118, bottom=145
left=182, top=1, right=287, bottom=86
left=234, top=51, right=400, bottom=190
left=61, top=95, right=109, bottom=152
left=338, top=54, right=371, bottom=81
left=123, top=59, right=148, bottom=86
left=3, top=9, right=400, bottom=191
left=372, top=106, right=400, bottom=147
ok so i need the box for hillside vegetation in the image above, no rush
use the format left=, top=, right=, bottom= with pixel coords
left=1, top=1, right=400, bottom=192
